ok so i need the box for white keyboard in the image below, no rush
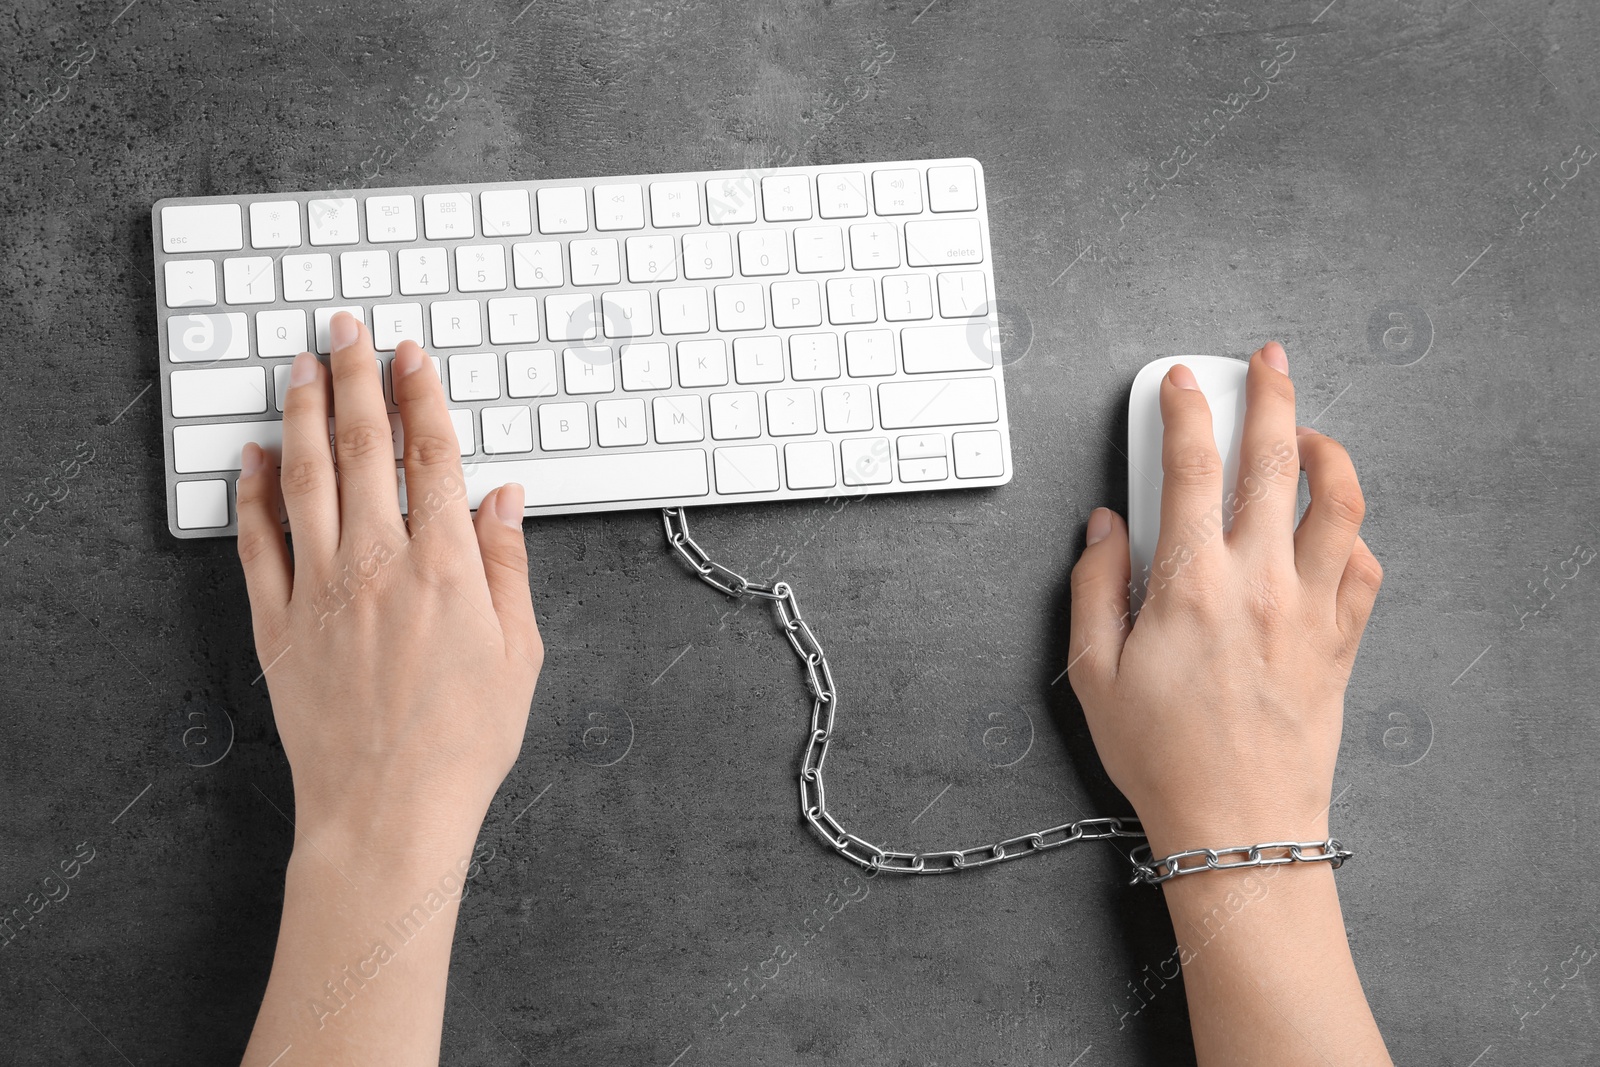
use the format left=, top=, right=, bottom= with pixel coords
left=152, top=158, right=1013, bottom=538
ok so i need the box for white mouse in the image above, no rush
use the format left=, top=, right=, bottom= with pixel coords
left=1127, top=355, right=1250, bottom=611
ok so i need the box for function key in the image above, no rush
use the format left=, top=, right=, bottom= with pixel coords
left=871, top=169, right=923, bottom=215
left=537, top=186, right=589, bottom=234
left=927, top=165, right=979, bottom=212
left=161, top=203, right=242, bottom=254
left=423, top=192, right=475, bottom=240
left=366, top=195, right=418, bottom=242
left=817, top=171, right=869, bottom=218
left=249, top=201, right=301, bottom=248
left=481, top=189, right=533, bottom=236
left=706, top=176, right=758, bottom=224
left=650, top=181, right=702, bottom=227
left=593, top=183, right=646, bottom=230
left=760, top=174, right=812, bottom=221
left=307, top=197, right=360, bottom=245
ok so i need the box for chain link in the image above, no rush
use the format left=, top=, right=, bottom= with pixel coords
left=661, top=507, right=1146, bottom=875
left=1127, top=839, right=1353, bottom=886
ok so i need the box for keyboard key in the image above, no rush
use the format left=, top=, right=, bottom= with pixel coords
left=784, top=440, right=837, bottom=489
left=883, top=273, right=934, bottom=320
left=683, top=232, right=734, bottom=279
left=283, top=253, right=335, bottom=301
left=428, top=300, right=481, bottom=348
left=737, top=230, right=788, bottom=276
left=399, top=449, right=709, bottom=510
left=570, top=238, right=621, bottom=286
left=770, top=280, right=822, bottom=328
left=223, top=257, right=275, bottom=304
left=710, top=392, right=760, bottom=439
left=706, top=176, right=757, bottom=225
left=901, top=323, right=995, bottom=373
left=258, top=309, right=308, bottom=358
left=539, top=401, right=590, bottom=449
left=537, top=187, right=588, bottom=233
left=953, top=429, right=1005, bottom=478
left=593, top=183, right=645, bottom=230
left=677, top=339, right=728, bottom=387
left=822, top=384, right=873, bottom=432
left=817, top=172, right=869, bottom=219
left=899, top=457, right=948, bottom=482
left=904, top=218, right=983, bottom=266
left=766, top=387, right=817, bottom=436
left=397, top=247, right=449, bottom=295
left=340, top=250, right=393, bottom=298
left=928, top=165, right=979, bottom=212
left=506, top=349, right=559, bottom=398
left=840, top=437, right=893, bottom=485
left=649, top=181, right=701, bottom=227
left=373, top=302, right=425, bottom=351
left=488, top=297, right=540, bottom=344
left=653, top=394, right=705, bottom=443
left=826, top=277, right=877, bottom=324
left=620, top=342, right=671, bottom=391
left=175, top=479, right=230, bottom=529
left=365, top=195, right=417, bottom=242
left=658, top=287, right=710, bottom=335
left=794, top=226, right=846, bottom=273
left=172, top=419, right=283, bottom=473
left=596, top=398, right=648, bottom=447
left=546, top=294, right=598, bottom=341
left=626, top=235, right=677, bottom=283
left=167, top=312, right=249, bottom=363
left=938, top=270, right=990, bottom=317
left=714, top=444, right=780, bottom=493
left=313, top=305, right=367, bottom=353
left=449, top=352, right=501, bottom=401
left=164, top=260, right=216, bottom=307
left=563, top=346, right=616, bottom=394
left=897, top=434, right=947, bottom=460
left=455, top=245, right=508, bottom=292
left=512, top=241, right=564, bottom=288
left=480, top=189, right=532, bottom=236
left=422, top=193, right=474, bottom=240
left=790, top=333, right=840, bottom=381
left=878, top=376, right=999, bottom=429
left=170, top=366, right=268, bottom=418
left=733, top=336, right=785, bottom=384
left=602, top=290, right=653, bottom=340
left=249, top=201, right=301, bottom=249
left=307, top=198, right=360, bottom=245
left=845, top=329, right=896, bottom=377
left=162, top=203, right=242, bottom=253
left=482, top=404, right=534, bottom=454
left=849, top=223, right=901, bottom=270
left=872, top=169, right=923, bottom=215
left=760, top=175, right=812, bottom=222
left=714, top=283, right=765, bottom=331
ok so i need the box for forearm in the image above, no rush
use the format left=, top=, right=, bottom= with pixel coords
left=1161, top=864, right=1392, bottom=1067
left=242, top=830, right=481, bottom=1066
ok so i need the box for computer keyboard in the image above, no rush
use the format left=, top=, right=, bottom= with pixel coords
left=151, top=157, right=1013, bottom=538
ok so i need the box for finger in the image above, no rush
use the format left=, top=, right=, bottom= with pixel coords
left=1335, top=536, right=1383, bottom=652
left=326, top=312, right=402, bottom=537
left=1154, top=364, right=1226, bottom=577
left=473, top=484, right=541, bottom=664
left=235, top=442, right=292, bottom=618
left=392, top=340, right=476, bottom=547
left=1068, top=507, right=1132, bottom=688
left=1228, top=343, right=1300, bottom=550
left=1294, top=427, right=1366, bottom=589
left=278, top=349, right=339, bottom=561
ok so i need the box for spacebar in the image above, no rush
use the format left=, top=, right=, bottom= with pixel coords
left=417, top=449, right=709, bottom=511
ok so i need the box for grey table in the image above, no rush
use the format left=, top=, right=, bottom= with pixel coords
left=3, top=1, right=1597, bottom=1064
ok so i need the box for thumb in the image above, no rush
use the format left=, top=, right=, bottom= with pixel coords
left=1067, top=507, right=1132, bottom=692
left=474, top=484, right=541, bottom=667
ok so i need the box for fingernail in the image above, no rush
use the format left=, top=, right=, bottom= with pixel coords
left=1168, top=364, right=1200, bottom=391
left=1086, top=507, right=1112, bottom=545
left=330, top=312, right=359, bottom=350
left=493, top=483, right=525, bottom=527
left=240, top=442, right=266, bottom=477
left=1262, top=342, right=1288, bottom=374
left=288, top=351, right=319, bottom=388
left=393, top=346, right=423, bottom=379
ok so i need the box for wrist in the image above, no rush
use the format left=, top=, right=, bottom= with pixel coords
left=288, top=794, right=489, bottom=884
left=1138, top=813, right=1331, bottom=862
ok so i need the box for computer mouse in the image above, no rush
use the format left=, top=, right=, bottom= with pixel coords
left=1126, top=355, right=1250, bottom=611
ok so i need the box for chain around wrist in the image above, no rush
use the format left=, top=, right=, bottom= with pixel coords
left=1128, top=838, right=1353, bottom=886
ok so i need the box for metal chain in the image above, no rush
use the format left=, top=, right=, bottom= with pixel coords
left=660, top=506, right=1147, bottom=875
left=1128, top=839, right=1354, bottom=886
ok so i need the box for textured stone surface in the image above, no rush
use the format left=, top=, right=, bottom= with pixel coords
left=3, top=1, right=1598, bottom=1063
